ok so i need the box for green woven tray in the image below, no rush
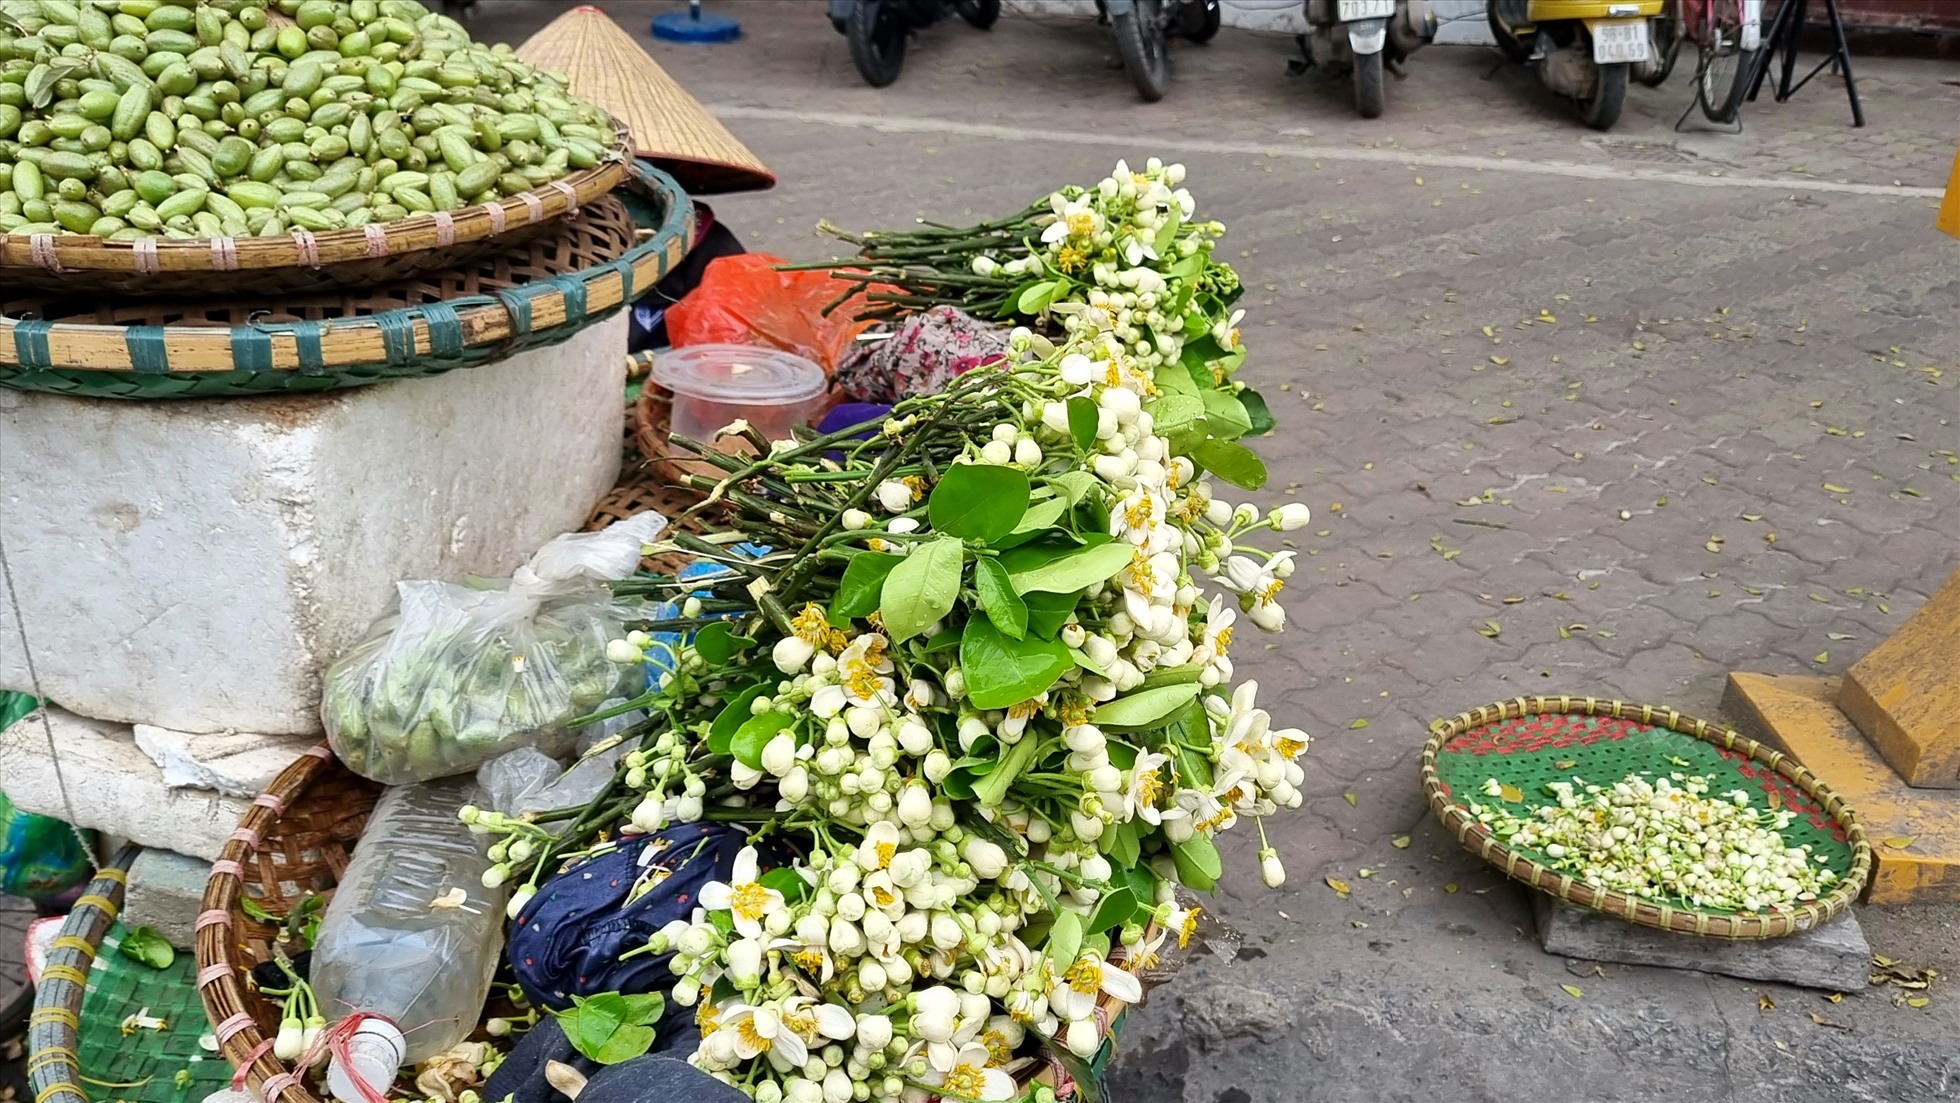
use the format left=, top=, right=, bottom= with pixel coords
left=1421, top=696, right=1871, bottom=939
left=0, top=161, right=693, bottom=400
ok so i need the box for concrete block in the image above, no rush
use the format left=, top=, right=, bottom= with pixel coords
left=0, top=314, right=628, bottom=734
left=0, top=705, right=253, bottom=861
left=1536, top=897, right=1872, bottom=991
left=1726, top=671, right=1960, bottom=905
left=123, top=848, right=211, bottom=951
left=133, top=724, right=318, bottom=799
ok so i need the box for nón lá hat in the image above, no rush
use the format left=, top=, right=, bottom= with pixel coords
left=517, top=5, right=774, bottom=195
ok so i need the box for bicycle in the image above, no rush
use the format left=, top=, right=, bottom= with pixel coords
left=1651, top=0, right=1762, bottom=126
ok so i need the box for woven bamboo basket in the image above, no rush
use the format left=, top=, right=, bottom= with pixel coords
left=28, top=844, right=240, bottom=1103
left=0, top=148, right=630, bottom=298
left=1421, top=695, right=1872, bottom=939
left=0, top=162, right=693, bottom=399
left=199, top=748, right=1139, bottom=1103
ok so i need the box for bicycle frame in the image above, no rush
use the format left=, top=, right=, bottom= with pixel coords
left=1679, top=0, right=1760, bottom=49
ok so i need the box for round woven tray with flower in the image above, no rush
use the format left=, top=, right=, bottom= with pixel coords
left=1421, top=696, right=1871, bottom=939
left=198, top=749, right=1152, bottom=1103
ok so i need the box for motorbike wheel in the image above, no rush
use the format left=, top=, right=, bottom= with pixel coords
left=955, top=0, right=1000, bottom=29
left=1579, top=61, right=1628, bottom=129
left=1113, top=0, right=1171, bottom=102
left=1182, top=0, right=1221, bottom=43
left=1353, top=50, right=1385, bottom=118
left=847, top=0, right=908, bottom=87
left=1485, top=1, right=1530, bottom=64
left=1638, top=14, right=1681, bottom=86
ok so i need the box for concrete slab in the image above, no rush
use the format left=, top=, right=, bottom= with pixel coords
left=1535, top=897, right=1872, bottom=991
left=1838, top=566, right=1960, bottom=788
left=0, top=706, right=250, bottom=862
left=0, top=314, right=627, bottom=735
left=123, top=849, right=211, bottom=951
left=1725, top=672, right=1960, bottom=906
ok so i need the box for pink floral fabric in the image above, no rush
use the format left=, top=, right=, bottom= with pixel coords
left=833, top=305, right=1010, bottom=403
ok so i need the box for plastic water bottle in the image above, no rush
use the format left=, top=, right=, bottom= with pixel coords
left=310, top=777, right=508, bottom=1094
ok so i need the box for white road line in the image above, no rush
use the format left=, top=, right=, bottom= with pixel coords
left=711, top=105, right=1945, bottom=201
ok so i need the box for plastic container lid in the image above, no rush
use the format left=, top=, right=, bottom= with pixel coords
left=652, top=344, right=826, bottom=406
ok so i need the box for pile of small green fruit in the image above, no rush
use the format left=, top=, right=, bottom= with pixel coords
left=0, top=0, right=617, bottom=239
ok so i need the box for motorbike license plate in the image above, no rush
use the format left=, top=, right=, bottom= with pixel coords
left=1338, top=0, right=1396, bottom=19
left=1590, top=20, right=1650, bottom=63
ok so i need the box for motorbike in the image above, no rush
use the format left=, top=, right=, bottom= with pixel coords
left=1096, top=0, right=1222, bottom=102
left=1486, top=0, right=1664, bottom=129
left=828, top=0, right=1001, bottom=88
left=1298, top=1, right=1436, bottom=118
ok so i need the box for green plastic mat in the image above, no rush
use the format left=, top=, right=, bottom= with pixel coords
left=1432, top=710, right=1858, bottom=915
left=72, top=923, right=235, bottom=1103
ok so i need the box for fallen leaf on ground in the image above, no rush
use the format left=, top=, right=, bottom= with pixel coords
left=1349, top=718, right=1369, bottom=730
left=1326, top=877, right=1352, bottom=899
left=1343, top=791, right=1358, bottom=807
left=1499, top=784, right=1524, bottom=802
left=1809, top=1012, right=1851, bottom=1031
left=1759, top=995, right=1776, bottom=1011
left=1561, top=984, right=1584, bottom=999
left=1391, top=835, right=1412, bottom=849
left=1884, top=835, right=1917, bottom=849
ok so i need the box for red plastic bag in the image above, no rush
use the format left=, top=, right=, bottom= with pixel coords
left=665, top=254, right=885, bottom=372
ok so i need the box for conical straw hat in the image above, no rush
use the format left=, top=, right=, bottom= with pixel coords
left=518, top=6, right=774, bottom=195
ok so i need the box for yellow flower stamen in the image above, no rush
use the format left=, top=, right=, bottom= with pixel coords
left=1274, top=735, right=1307, bottom=757
left=736, top=1017, right=772, bottom=1054
left=1124, top=498, right=1155, bottom=530
left=1064, top=959, right=1102, bottom=995
left=1135, top=767, right=1165, bottom=807
left=1213, top=626, right=1234, bottom=655
left=943, top=1065, right=989, bottom=1098
left=791, top=603, right=831, bottom=645
left=1056, top=244, right=1088, bottom=273
left=1257, top=578, right=1285, bottom=605
left=847, top=667, right=884, bottom=701
left=792, top=949, right=826, bottom=976
left=1008, top=698, right=1040, bottom=722
left=902, top=475, right=927, bottom=500
left=875, top=844, right=896, bottom=871
left=981, top=1030, right=1014, bottom=1067
left=1066, top=211, right=1095, bottom=237
left=729, top=882, right=771, bottom=921
left=697, top=1003, right=722, bottom=1035
left=1058, top=699, right=1091, bottom=728
left=1124, top=546, right=1154, bottom=590
left=1179, top=906, right=1202, bottom=948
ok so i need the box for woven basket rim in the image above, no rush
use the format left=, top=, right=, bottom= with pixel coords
left=27, top=844, right=141, bottom=1103
left=0, top=161, right=694, bottom=381
left=0, top=144, right=630, bottom=282
left=1419, top=695, right=1872, bottom=940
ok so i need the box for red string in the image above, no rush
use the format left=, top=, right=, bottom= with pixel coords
left=309, top=1013, right=398, bottom=1103
left=230, top=1037, right=276, bottom=1092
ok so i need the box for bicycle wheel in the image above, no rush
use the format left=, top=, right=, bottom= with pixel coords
left=1697, top=40, right=1755, bottom=123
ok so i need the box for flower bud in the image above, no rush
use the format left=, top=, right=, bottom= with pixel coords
left=1066, top=1018, right=1101, bottom=1057
left=505, top=884, right=536, bottom=921
left=1270, top=503, right=1312, bottom=531
left=773, top=636, right=816, bottom=674
left=923, top=749, right=954, bottom=783
left=1260, top=847, right=1286, bottom=888
left=897, top=784, right=934, bottom=828
left=604, top=638, right=642, bottom=664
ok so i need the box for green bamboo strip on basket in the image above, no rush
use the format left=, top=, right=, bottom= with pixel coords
left=1420, top=695, right=1871, bottom=940
left=0, top=163, right=694, bottom=399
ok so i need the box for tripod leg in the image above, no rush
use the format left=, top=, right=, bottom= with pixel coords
left=1823, top=0, right=1864, bottom=125
left=1775, top=0, right=1806, bottom=101
left=1746, top=0, right=1790, bottom=102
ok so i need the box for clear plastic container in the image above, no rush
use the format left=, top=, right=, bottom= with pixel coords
left=652, top=344, right=827, bottom=458
left=310, top=777, right=507, bottom=1085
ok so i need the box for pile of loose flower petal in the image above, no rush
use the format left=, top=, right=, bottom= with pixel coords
left=1470, top=772, right=1839, bottom=912
left=468, top=165, right=1309, bottom=1103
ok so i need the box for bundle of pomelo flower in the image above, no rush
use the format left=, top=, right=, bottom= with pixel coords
left=802, top=158, right=1270, bottom=447
left=469, top=225, right=1307, bottom=1103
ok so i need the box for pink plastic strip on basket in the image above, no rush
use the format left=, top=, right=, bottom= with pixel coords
left=210, top=859, right=243, bottom=878
left=484, top=201, right=507, bottom=234
left=547, top=180, right=578, bottom=218
left=210, top=237, right=240, bottom=271
left=195, top=909, right=233, bottom=932
left=228, top=826, right=262, bottom=848
left=29, top=234, right=60, bottom=271
left=132, top=238, right=160, bottom=274
left=258, top=1072, right=300, bottom=1102
left=363, top=222, right=389, bottom=258
left=432, top=211, right=456, bottom=246
left=213, top=1011, right=255, bottom=1047
left=520, top=192, right=545, bottom=223
left=291, top=228, right=320, bottom=268
left=305, top=744, right=334, bottom=760
left=196, top=963, right=232, bottom=988
left=252, top=793, right=287, bottom=815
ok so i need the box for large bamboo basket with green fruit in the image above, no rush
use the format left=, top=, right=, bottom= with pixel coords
left=0, top=0, right=629, bottom=295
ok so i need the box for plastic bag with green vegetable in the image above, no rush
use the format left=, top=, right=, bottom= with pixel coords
left=322, top=512, right=665, bottom=785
